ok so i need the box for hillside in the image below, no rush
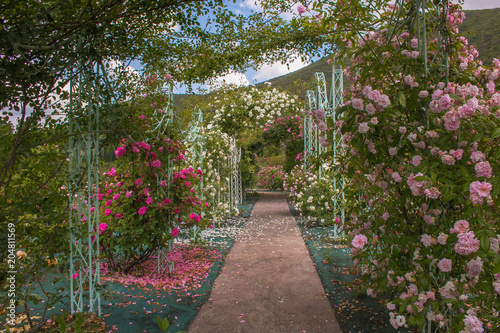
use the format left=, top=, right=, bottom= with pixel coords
left=460, top=8, right=500, bottom=66
left=256, top=8, right=500, bottom=93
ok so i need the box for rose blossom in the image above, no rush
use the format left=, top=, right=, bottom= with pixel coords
left=463, top=315, right=484, bottom=333
left=454, top=231, right=480, bottom=255
left=378, top=94, right=390, bottom=108
left=412, top=155, right=422, bottom=166
left=449, top=149, right=463, bottom=160
left=437, top=258, right=452, bottom=272
left=466, top=257, right=483, bottom=278
left=470, top=151, right=485, bottom=163
left=421, top=234, right=435, bottom=247
left=470, top=181, right=492, bottom=198
left=418, top=90, right=429, bottom=98
left=424, top=187, right=440, bottom=199
left=439, top=94, right=452, bottom=110
left=391, top=172, right=402, bottom=182
left=98, top=223, right=108, bottom=233
left=444, top=110, right=460, bottom=131
left=352, top=234, right=368, bottom=249
left=138, top=206, right=148, bottom=216
left=115, top=146, right=126, bottom=157
left=454, top=220, right=470, bottom=233
left=358, top=122, right=370, bottom=133
left=437, top=233, right=448, bottom=245
left=171, top=227, right=179, bottom=237
left=352, top=98, right=364, bottom=110
left=475, top=161, right=492, bottom=178
left=441, top=154, right=455, bottom=165
left=368, top=90, right=381, bottom=102
left=315, top=108, right=325, bottom=119
left=365, top=103, right=376, bottom=114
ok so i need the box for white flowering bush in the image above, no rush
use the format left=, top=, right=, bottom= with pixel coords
left=284, top=164, right=342, bottom=226
left=207, top=86, right=300, bottom=138
left=310, top=2, right=500, bottom=332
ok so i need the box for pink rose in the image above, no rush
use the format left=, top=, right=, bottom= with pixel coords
left=107, top=167, right=116, bottom=177
left=114, top=146, right=126, bottom=158
left=352, top=98, right=364, bottom=111
left=412, top=155, right=422, bottom=166
left=352, top=234, right=368, bottom=249
left=437, top=258, right=452, bottom=272
left=470, top=180, right=492, bottom=198
left=454, top=220, right=470, bottom=233
left=98, top=223, right=108, bottom=233
left=455, top=231, right=480, bottom=255
left=475, top=161, right=492, bottom=178
left=138, top=206, right=148, bottom=216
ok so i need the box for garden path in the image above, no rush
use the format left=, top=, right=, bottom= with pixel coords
left=189, top=191, right=342, bottom=333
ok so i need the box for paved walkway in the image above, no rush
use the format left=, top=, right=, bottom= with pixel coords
left=189, top=192, right=342, bottom=333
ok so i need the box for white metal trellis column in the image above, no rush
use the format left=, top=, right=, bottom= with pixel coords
left=228, top=137, right=242, bottom=211
left=315, top=72, right=330, bottom=180
left=330, top=64, right=345, bottom=239
left=68, top=61, right=104, bottom=315
left=304, top=90, right=316, bottom=165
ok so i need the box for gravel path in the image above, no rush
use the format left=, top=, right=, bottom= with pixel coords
left=189, top=191, right=342, bottom=333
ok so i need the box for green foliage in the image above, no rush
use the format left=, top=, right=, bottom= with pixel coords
left=156, top=315, right=170, bottom=333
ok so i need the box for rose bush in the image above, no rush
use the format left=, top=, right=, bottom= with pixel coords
left=307, top=1, right=500, bottom=331
left=284, top=163, right=343, bottom=227
left=99, top=137, right=210, bottom=273
left=255, top=165, right=285, bottom=190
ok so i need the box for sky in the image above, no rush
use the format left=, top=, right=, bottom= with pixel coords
left=177, top=0, right=500, bottom=93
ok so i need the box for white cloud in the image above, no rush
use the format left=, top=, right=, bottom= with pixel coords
left=239, top=0, right=263, bottom=12
left=209, top=71, right=250, bottom=89
left=251, top=55, right=310, bottom=83
left=459, top=0, right=500, bottom=10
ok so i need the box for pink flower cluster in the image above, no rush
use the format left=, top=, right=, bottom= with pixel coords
left=454, top=231, right=480, bottom=255
left=469, top=181, right=492, bottom=205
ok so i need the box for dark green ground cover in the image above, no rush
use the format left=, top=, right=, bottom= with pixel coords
left=288, top=200, right=415, bottom=333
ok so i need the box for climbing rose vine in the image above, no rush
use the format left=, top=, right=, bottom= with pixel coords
left=306, top=1, right=500, bottom=332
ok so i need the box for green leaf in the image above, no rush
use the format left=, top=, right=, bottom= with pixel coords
left=491, top=127, right=500, bottom=138
left=413, top=175, right=431, bottom=181
left=493, top=262, right=500, bottom=274
left=398, top=92, right=407, bottom=107
left=57, top=316, right=67, bottom=331
left=447, top=233, right=458, bottom=244
left=480, top=234, right=491, bottom=253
